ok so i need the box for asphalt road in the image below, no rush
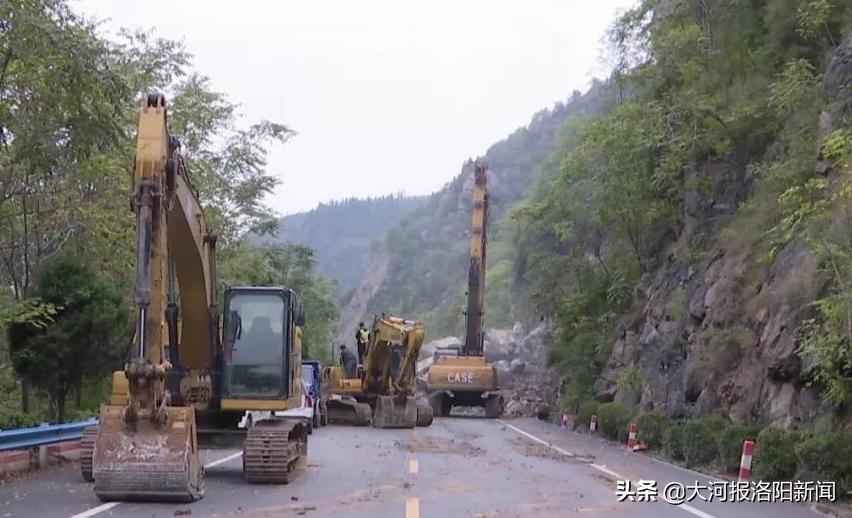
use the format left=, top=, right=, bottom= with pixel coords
left=0, top=417, right=831, bottom=518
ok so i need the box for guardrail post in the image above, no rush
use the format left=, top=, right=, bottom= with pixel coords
left=38, top=445, right=48, bottom=468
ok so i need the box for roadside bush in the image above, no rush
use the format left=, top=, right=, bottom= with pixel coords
left=635, top=412, right=670, bottom=450
left=665, top=423, right=686, bottom=460
left=575, top=399, right=599, bottom=431
left=795, top=431, right=852, bottom=495
left=682, top=418, right=723, bottom=467
left=0, top=407, right=41, bottom=430
left=717, top=424, right=762, bottom=473
left=597, top=402, right=634, bottom=441
left=753, top=427, right=802, bottom=481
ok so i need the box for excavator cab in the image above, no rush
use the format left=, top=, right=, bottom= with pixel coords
left=222, top=288, right=301, bottom=401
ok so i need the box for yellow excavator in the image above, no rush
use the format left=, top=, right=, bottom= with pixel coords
left=80, top=94, right=309, bottom=502
left=325, top=315, right=434, bottom=428
left=425, top=161, right=504, bottom=418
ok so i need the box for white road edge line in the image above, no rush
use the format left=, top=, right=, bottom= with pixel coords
left=67, top=451, right=244, bottom=518
left=497, top=419, right=575, bottom=457
left=590, top=463, right=624, bottom=479
left=496, top=420, right=719, bottom=518
left=67, top=503, right=120, bottom=518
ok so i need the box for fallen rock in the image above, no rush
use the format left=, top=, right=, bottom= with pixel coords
left=510, top=359, right=526, bottom=375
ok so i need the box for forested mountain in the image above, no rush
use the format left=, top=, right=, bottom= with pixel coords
left=258, top=195, right=425, bottom=300
left=4, top=0, right=852, bottom=439
left=335, top=82, right=620, bottom=344
left=510, top=0, right=852, bottom=427
left=336, top=0, right=852, bottom=432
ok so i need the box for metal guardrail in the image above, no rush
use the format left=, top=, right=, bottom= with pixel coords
left=0, top=418, right=97, bottom=452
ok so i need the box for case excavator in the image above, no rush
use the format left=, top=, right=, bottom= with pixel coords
left=326, top=315, right=434, bottom=428
left=425, top=161, right=504, bottom=418
left=81, top=95, right=308, bottom=502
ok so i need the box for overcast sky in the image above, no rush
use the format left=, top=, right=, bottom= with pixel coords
left=73, top=0, right=635, bottom=216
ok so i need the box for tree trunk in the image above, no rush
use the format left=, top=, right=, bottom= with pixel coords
left=55, top=390, right=66, bottom=424
left=75, top=374, right=82, bottom=409
left=21, top=379, right=29, bottom=413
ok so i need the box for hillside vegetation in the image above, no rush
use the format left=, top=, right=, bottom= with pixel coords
left=512, top=0, right=852, bottom=424
left=337, top=82, right=619, bottom=340
left=0, top=1, right=338, bottom=424
left=259, top=195, right=425, bottom=301
left=343, top=0, right=852, bottom=427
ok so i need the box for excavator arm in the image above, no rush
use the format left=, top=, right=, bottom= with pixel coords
left=362, top=315, right=424, bottom=397
left=424, top=160, right=503, bottom=418
left=463, top=161, right=487, bottom=357
left=93, top=94, right=215, bottom=502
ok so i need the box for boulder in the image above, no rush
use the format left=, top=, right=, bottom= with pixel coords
left=509, top=359, right=526, bottom=375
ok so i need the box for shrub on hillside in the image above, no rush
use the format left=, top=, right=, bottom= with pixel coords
left=753, top=428, right=802, bottom=481
left=597, top=402, right=634, bottom=441
left=665, top=423, right=686, bottom=460
left=795, top=431, right=852, bottom=495
left=682, top=418, right=724, bottom=467
left=0, top=408, right=40, bottom=430
left=717, top=424, right=762, bottom=473
left=575, top=399, right=600, bottom=431
left=635, top=412, right=670, bottom=450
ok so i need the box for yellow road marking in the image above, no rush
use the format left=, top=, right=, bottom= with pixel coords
left=405, top=497, right=420, bottom=518
left=408, top=459, right=419, bottom=474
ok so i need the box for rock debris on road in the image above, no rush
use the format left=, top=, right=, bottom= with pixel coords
left=0, top=417, right=828, bottom=518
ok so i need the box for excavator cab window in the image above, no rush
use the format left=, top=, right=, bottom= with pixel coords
left=223, top=290, right=290, bottom=398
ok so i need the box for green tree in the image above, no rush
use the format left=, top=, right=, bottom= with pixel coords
left=8, top=253, right=130, bottom=422
left=220, top=242, right=339, bottom=363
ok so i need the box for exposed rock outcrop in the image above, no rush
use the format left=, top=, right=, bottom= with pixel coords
left=591, top=32, right=852, bottom=428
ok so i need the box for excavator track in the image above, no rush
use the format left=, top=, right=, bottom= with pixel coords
left=485, top=393, right=504, bottom=418
left=80, top=426, right=98, bottom=482
left=243, top=419, right=307, bottom=484
left=415, top=401, right=434, bottom=427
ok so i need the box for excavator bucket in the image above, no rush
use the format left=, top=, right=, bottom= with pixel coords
left=326, top=397, right=372, bottom=426
left=372, top=395, right=417, bottom=429
left=92, top=405, right=203, bottom=502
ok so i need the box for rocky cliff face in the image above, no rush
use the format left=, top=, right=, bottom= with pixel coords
left=593, top=33, right=852, bottom=428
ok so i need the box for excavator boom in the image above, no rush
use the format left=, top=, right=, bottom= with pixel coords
left=93, top=94, right=204, bottom=502
left=464, top=162, right=488, bottom=356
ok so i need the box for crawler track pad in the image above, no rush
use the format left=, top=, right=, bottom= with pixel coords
left=243, top=419, right=307, bottom=484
